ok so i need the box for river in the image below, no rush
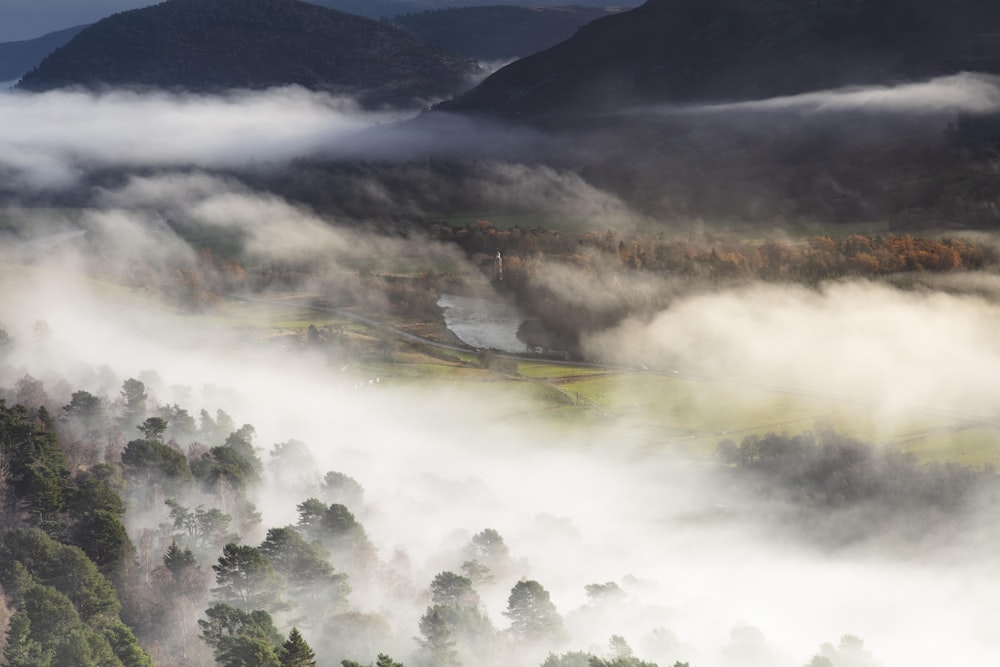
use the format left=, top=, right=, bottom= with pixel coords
left=437, top=293, right=528, bottom=354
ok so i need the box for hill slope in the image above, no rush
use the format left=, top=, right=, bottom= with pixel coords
left=442, top=0, right=1000, bottom=119
left=17, top=0, right=479, bottom=107
left=0, top=25, right=87, bottom=82
left=391, top=5, right=625, bottom=61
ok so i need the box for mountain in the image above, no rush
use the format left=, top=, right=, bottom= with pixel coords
left=16, top=0, right=480, bottom=107
left=390, top=5, right=625, bottom=61
left=0, top=25, right=87, bottom=82
left=315, top=0, right=641, bottom=20
left=311, top=0, right=422, bottom=19
left=442, top=0, right=1000, bottom=120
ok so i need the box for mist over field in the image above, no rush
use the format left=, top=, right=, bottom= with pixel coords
left=5, top=232, right=1000, bottom=667
left=4, top=78, right=1000, bottom=667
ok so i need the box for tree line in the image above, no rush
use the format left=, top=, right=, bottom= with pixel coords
left=0, top=373, right=703, bottom=667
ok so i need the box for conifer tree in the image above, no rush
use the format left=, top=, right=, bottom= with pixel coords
left=279, top=627, right=316, bottom=667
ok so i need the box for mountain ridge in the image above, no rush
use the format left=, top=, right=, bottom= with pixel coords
left=0, top=24, right=88, bottom=82
left=441, top=0, right=1000, bottom=120
left=16, top=0, right=480, bottom=107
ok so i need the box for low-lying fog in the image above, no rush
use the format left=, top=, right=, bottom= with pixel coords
left=5, top=246, right=1000, bottom=667
left=3, top=79, right=1000, bottom=667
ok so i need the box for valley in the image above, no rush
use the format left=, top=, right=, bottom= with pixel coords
left=3, top=1, right=1000, bottom=667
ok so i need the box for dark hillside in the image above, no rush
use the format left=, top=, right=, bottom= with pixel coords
left=311, top=0, right=419, bottom=19
left=442, top=0, right=1000, bottom=119
left=0, top=25, right=87, bottom=82
left=17, top=0, right=479, bottom=107
left=391, top=5, right=625, bottom=61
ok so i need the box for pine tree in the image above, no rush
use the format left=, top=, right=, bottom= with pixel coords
left=279, top=627, right=316, bottom=667
left=503, top=580, right=565, bottom=643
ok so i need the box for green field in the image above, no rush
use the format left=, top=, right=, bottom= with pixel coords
left=208, top=293, right=1000, bottom=467
left=4, top=259, right=995, bottom=467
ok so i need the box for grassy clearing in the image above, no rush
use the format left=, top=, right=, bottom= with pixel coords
left=516, top=362, right=610, bottom=379
left=897, top=426, right=1000, bottom=468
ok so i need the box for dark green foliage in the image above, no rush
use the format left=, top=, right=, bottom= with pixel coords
left=430, top=571, right=479, bottom=608
left=806, top=635, right=878, bottom=667
left=460, top=559, right=492, bottom=585
left=62, top=390, right=110, bottom=454
left=542, top=649, right=665, bottom=667
left=718, top=429, right=1000, bottom=543
left=278, top=627, right=316, bottom=667
left=467, top=528, right=508, bottom=566
left=163, top=541, right=198, bottom=578
left=343, top=653, right=405, bottom=667
left=269, top=439, right=318, bottom=489
left=120, top=437, right=192, bottom=490
left=199, top=603, right=283, bottom=667
left=0, top=437, right=149, bottom=666
left=104, top=622, right=154, bottom=667
left=295, top=498, right=328, bottom=537
left=587, top=656, right=660, bottom=667
left=157, top=403, right=198, bottom=444
left=504, top=580, right=566, bottom=643
left=199, top=408, right=237, bottom=447
left=541, top=651, right=593, bottom=667
left=417, top=605, right=458, bottom=666
left=195, top=445, right=260, bottom=489
left=1, top=567, right=146, bottom=667
left=259, top=526, right=350, bottom=608
left=584, top=582, right=625, bottom=603
left=0, top=528, right=121, bottom=622
left=0, top=401, right=67, bottom=520
left=67, top=464, right=131, bottom=569
left=118, top=378, right=148, bottom=431
left=192, top=425, right=263, bottom=492
left=63, top=390, right=107, bottom=427
left=165, top=497, right=236, bottom=550
left=18, top=0, right=479, bottom=107
left=295, top=498, right=375, bottom=567
left=213, top=543, right=284, bottom=611
left=20, top=583, right=81, bottom=648
left=71, top=463, right=126, bottom=513
left=321, top=470, right=364, bottom=506
left=74, top=509, right=131, bottom=569
left=3, top=611, right=52, bottom=667
left=137, top=416, right=168, bottom=442
left=419, top=570, right=494, bottom=663
left=271, top=439, right=316, bottom=469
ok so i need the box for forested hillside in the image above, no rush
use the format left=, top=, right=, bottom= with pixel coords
left=0, top=25, right=87, bottom=82
left=0, top=346, right=996, bottom=666
left=443, top=0, right=1000, bottom=118
left=16, top=0, right=479, bottom=106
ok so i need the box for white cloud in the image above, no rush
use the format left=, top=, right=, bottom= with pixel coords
left=0, top=86, right=411, bottom=188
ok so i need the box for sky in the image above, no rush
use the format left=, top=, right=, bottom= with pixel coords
left=0, top=0, right=159, bottom=42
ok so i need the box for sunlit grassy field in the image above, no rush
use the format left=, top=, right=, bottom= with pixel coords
left=213, top=293, right=1000, bottom=467
left=4, top=259, right=995, bottom=467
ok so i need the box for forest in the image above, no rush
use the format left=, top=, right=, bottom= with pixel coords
left=0, top=368, right=703, bottom=667
left=0, top=340, right=993, bottom=667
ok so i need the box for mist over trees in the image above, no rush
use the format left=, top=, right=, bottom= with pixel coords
left=3, top=343, right=998, bottom=667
